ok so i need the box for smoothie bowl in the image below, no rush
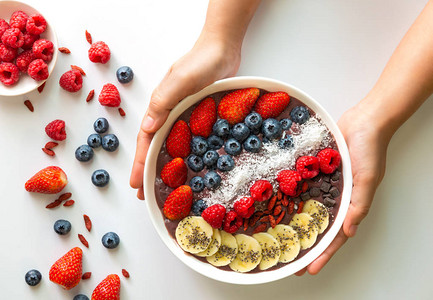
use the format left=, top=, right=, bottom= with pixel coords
left=143, top=76, right=352, bottom=284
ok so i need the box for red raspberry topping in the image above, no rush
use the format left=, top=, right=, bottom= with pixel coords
left=88, top=41, right=111, bottom=64
left=317, top=148, right=341, bottom=174
left=59, top=69, right=83, bottom=92
left=45, top=120, right=67, bottom=141
left=0, top=43, right=18, bottom=62
left=233, top=197, right=255, bottom=218
left=276, top=170, right=302, bottom=197
left=9, top=11, right=28, bottom=31
left=27, top=59, right=49, bottom=81
left=202, top=204, right=226, bottom=228
left=296, top=156, right=320, bottom=179
left=0, top=62, right=19, bottom=86
left=1, top=28, right=24, bottom=48
left=250, top=180, right=273, bottom=202
left=223, top=211, right=243, bottom=233
left=0, top=19, right=10, bottom=37
left=21, top=33, right=40, bottom=50
left=26, top=14, right=47, bottom=35
left=98, top=83, right=121, bottom=107
left=16, top=50, right=34, bottom=72
left=32, top=39, right=54, bottom=62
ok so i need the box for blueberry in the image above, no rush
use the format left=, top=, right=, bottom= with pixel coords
left=93, top=117, right=109, bottom=133
left=217, top=155, right=235, bottom=172
left=189, top=176, right=205, bottom=193
left=262, top=118, right=283, bottom=140
left=203, top=150, right=219, bottom=167
left=75, top=144, right=94, bottom=162
left=243, top=135, right=262, bottom=153
left=224, top=138, right=242, bottom=156
left=207, top=135, right=224, bottom=150
left=87, top=133, right=102, bottom=148
left=290, top=106, right=310, bottom=124
left=213, top=119, right=230, bottom=138
left=191, top=199, right=208, bottom=216
left=73, top=295, right=89, bottom=300
left=278, top=136, right=294, bottom=149
left=25, top=269, right=42, bottom=286
left=204, top=171, right=222, bottom=189
left=102, top=232, right=120, bottom=249
left=187, top=155, right=204, bottom=172
left=53, top=219, right=72, bottom=235
left=91, top=169, right=110, bottom=187
left=245, top=112, right=263, bottom=131
left=280, top=118, right=293, bottom=130
left=116, top=66, right=134, bottom=84
left=102, top=134, right=119, bottom=152
left=231, top=123, right=250, bottom=142
left=190, top=136, right=208, bottom=156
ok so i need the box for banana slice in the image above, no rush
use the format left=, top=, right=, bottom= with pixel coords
left=195, top=228, right=221, bottom=257
left=289, top=213, right=319, bottom=250
left=207, top=230, right=238, bottom=267
left=229, top=234, right=262, bottom=273
left=302, top=199, right=329, bottom=234
left=175, top=216, right=213, bottom=254
left=267, top=224, right=300, bottom=263
left=252, top=232, right=281, bottom=270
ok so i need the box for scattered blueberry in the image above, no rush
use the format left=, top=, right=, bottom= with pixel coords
left=191, top=199, right=208, bottom=216
left=190, top=136, right=208, bottom=156
left=213, top=119, right=230, bottom=138
left=245, top=112, right=263, bottom=131
left=25, top=269, right=42, bottom=286
left=116, top=66, right=134, bottom=84
left=217, top=155, right=235, bottom=172
left=262, top=118, right=283, bottom=140
left=280, top=118, right=293, bottom=130
left=87, top=133, right=102, bottom=148
left=243, top=135, right=262, bottom=152
left=93, top=117, right=109, bottom=133
left=202, top=150, right=219, bottom=167
left=204, top=171, right=222, bottom=189
left=187, top=154, right=204, bottom=172
left=75, top=144, right=94, bottom=162
left=91, top=169, right=110, bottom=187
left=290, top=106, right=310, bottom=124
left=73, top=295, right=89, bottom=300
left=224, top=138, right=242, bottom=156
left=53, top=219, right=72, bottom=235
left=102, top=134, right=119, bottom=152
left=231, top=123, right=250, bottom=142
left=189, top=176, right=205, bottom=193
left=278, top=136, right=294, bottom=149
left=102, top=232, right=120, bottom=249
left=207, top=135, right=224, bottom=150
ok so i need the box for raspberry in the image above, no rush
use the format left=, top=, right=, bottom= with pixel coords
left=317, top=148, right=341, bottom=174
left=26, top=14, right=47, bottom=35
left=27, top=59, right=48, bottom=81
left=16, top=50, right=34, bottom=72
left=296, top=156, right=320, bottom=179
left=99, top=83, right=121, bottom=107
left=0, top=62, right=19, bottom=86
left=0, top=43, right=18, bottom=62
left=202, top=204, right=226, bottom=228
left=0, top=19, right=10, bottom=37
left=59, top=69, right=83, bottom=92
left=250, top=180, right=273, bottom=202
left=45, top=120, right=67, bottom=141
left=88, top=41, right=111, bottom=64
left=276, top=170, right=302, bottom=197
left=32, top=39, right=54, bottom=62
left=1, top=28, right=24, bottom=48
left=233, top=197, right=255, bottom=218
left=9, top=11, right=28, bottom=31
left=21, top=33, right=40, bottom=50
left=223, top=211, right=243, bottom=234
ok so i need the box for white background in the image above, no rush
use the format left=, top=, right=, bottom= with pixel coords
left=0, top=0, right=432, bottom=299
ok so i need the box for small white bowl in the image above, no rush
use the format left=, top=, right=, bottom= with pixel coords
left=0, top=1, right=58, bottom=97
left=143, top=76, right=352, bottom=284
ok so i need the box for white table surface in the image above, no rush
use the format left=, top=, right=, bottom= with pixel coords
left=1, top=0, right=432, bottom=299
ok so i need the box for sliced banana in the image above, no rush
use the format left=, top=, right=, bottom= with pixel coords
left=267, top=224, right=300, bottom=263
left=175, top=216, right=213, bottom=254
left=252, top=232, right=281, bottom=270
left=229, top=234, right=262, bottom=273
left=302, top=199, right=329, bottom=234
left=207, top=230, right=238, bottom=267
left=289, top=213, right=319, bottom=250
left=195, top=228, right=221, bottom=257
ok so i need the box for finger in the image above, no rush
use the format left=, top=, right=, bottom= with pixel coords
left=130, top=128, right=154, bottom=189
left=137, top=187, right=144, bottom=200
left=295, top=267, right=307, bottom=276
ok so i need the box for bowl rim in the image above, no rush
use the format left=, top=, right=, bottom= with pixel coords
left=143, top=76, right=352, bottom=284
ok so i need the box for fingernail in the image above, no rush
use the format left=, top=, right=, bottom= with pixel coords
left=349, top=225, right=358, bottom=237
left=142, top=115, right=155, bottom=131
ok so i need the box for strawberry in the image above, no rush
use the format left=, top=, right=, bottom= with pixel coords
left=160, top=157, right=187, bottom=188
left=202, top=204, right=226, bottom=228
left=49, top=247, right=83, bottom=290
left=25, top=166, right=68, bottom=194
left=166, top=120, right=191, bottom=158
left=276, top=170, right=302, bottom=197
left=217, top=88, right=260, bottom=125
left=189, top=97, right=217, bottom=138
left=163, top=185, right=193, bottom=220
left=91, top=274, right=121, bottom=300
left=254, top=91, right=290, bottom=119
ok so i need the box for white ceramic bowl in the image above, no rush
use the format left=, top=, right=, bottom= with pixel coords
left=0, top=1, right=58, bottom=96
left=143, top=76, right=352, bottom=284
